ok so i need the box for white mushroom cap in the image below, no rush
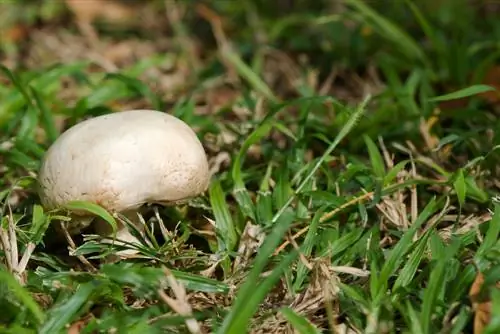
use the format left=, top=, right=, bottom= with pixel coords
left=38, top=109, right=210, bottom=231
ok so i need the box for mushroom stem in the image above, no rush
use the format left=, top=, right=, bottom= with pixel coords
left=94, top=210, right=145, bottom=256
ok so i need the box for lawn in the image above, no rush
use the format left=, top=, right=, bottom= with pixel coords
left=1, top=0, right=500, bottom=333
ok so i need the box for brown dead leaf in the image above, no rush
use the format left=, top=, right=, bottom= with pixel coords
left=67, top=319, right=86, bottom=334
left=65, top=0, right=135, bottom=24
left=65, top=0, right=137, bottom=44
left=233, top=222, right=265, bottom=270
left=159, top=269, right=202, bottom=334
left=206, top=86, right=240, bottom=112
left=195, top=3, right=226, bottom=29
left=67, top=314, right=94, bottom=334
left=208, top=151, right=231, bottom=176
left=437, top=97, right=470, bottom=111
left=419, top=114, right=440, bottom=152
left=469, top=271, right=500, bottom=334
left=479, top=66, right=500, bottom=104
left=2, top=24, right=29, bottom=43
left=439, top=66, right=500, bottom=111
left=102, top=41, right=135, bottom=64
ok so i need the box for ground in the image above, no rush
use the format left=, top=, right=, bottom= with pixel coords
left=1, top=0, right=500, bottom=333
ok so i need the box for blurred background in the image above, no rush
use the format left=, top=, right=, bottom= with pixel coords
left=2, top=0, right=499, bottom=99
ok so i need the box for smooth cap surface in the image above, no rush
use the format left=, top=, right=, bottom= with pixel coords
left=38, top=109, right=210, bottom=214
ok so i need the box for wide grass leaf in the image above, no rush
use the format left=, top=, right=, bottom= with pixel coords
left=231, top=122, right=273, bottom=221
left=453, top=168, right=467, bottom=208
left=63, top=201, right=117, bottom=233
left=420, top=238, right=461, bottom=333
left=209, top=179, right=238, bottom=253
left=39, top=282, right=98, bottom=334
left=375, top=197, right=440, bottom=302
left=476, top=203, right=500, bottom=261
left=392, top=229, right=433, bottom=291
left=0, top=266, right=44, bottom=325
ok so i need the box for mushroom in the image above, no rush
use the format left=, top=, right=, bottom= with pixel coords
left=37, top=109, right=210, bottom=255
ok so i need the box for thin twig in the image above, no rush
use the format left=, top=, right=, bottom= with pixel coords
left=274, top=191, right=374, bottom=255
left=7, top=206, right=18, bottom=269
left=287, top=231, right=313, bottom=270
left=0, top=207, right=35, bottom=284
left=17, top=242, right=36, bottom=274
left=59, top=222, right=97, bottom=272
left=0, top=223, right=13, bottom=271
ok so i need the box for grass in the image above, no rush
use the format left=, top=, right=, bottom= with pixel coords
left=1, top=0, right=500, bottom=333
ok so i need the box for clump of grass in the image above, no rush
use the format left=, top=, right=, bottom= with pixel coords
left=1, top=1, right=500, bottom=333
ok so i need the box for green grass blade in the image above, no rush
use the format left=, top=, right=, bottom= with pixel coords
left=231, top=122, right=274, bottom=221
left=39, top=282, right=96, bottom=334
left=0, top=65, right=35, bottom=109
left=346, top=0, right=427, bottom=63
left=476, top=203, right=500, bottom=260
left=280, top=307, right=321, bottom=334
left=63, top=200, right=117, bottom=234
left=405, top=300, right=424, bottom=333
left=216, top=209, right=296, bottom=333
left=0, top=266, right=45, bottom=324
left=28, top=204, right=50, bottom=244
left=104, top=73, right=163, bottom=110
left=383, top=160, right=410, bottom=185
left=221, top=49, right=278, bottom=102
left=392, top=229, right=432, bottom=291
left=363, top=135, right=386, bottom=179
left=404, top=0, right=440, bottom=52
left=272, top=95, right=370, bottom=223
left=29, top=86, right=60, bottom=144
left=376, top=197, right=440, bottom=300
left=208, top=179, right=238, bottom=253
left=453, top=169, right=466, bottom=208
left=219, top=249, right=298, bottom=334
left=428, top=84, right=496, bottom=102
left=169, top=269, right=230, bottom=294
left=292, top=208, right=324, bottom=291
left=255, top=162, right=275, bottom=224
left=420, top=238, right=460, bottom=333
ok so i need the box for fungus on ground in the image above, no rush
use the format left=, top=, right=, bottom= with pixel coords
left=37, top=109, right=210, bottom=256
